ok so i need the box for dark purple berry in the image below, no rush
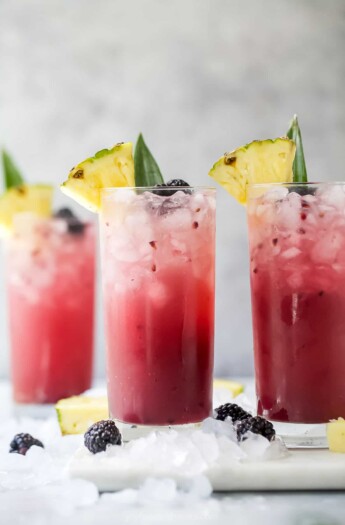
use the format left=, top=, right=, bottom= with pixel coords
left=84, top=420, right=122, bottom=454
left=54, top=207, right=85, bottom=235
left=9, top=433, right=44, bottom=455
left=236, top=416, right=276, bottom=442
left=152, top=179, right=191, bottom=197
left=214, top=403, right=251, bottom=423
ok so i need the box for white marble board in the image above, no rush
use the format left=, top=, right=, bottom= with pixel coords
left=69, top=448, right=345, bottom=492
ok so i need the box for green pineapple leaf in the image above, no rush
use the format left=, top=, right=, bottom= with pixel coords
left=286, top=115, right=308, bottom=183
left=134, top=134, right=164, bottom=187
left=2, top=149, right=24, bottom=189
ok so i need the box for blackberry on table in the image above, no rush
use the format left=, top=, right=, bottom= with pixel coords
left=214, top=403, right=251, bottom=423
left=84, top=420, right=122, bottom=454
left=236, top=416, right=276, bottom=442
left=9, top=433, right=44, bottom=455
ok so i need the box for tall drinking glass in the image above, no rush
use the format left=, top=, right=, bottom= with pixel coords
left=7, top=213, right=95, bottom=405
left=100, top=187, right=215, bottom=438
left=247, top=182, right=345, bottom=447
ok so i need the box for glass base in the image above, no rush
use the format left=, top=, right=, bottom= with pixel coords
left=272, top=420, right=328, bottom=448
left=114, top=419, right=202, bottom=442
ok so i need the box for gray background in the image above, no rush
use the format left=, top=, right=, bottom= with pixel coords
left=0, top=0, right=344, bottom=379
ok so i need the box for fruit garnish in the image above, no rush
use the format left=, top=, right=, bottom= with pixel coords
left=153, top=178, right=191, bottom=196
left=236, top=416, right=276, bottom=442
left=84, top=420, right=122, bottom=454
left=9, top=433, right=44, bottom=455
left=134, top=133, right=164, bottom=187
left=60, top=142, right=135, bottom=212
left=2, top=149, right=24, bottom=189
left=208, top=138, right=296, bottom=204
left=0, top=184, right=53, bottom=237
left=327, top=418, right=345, bottom=452
left=213, top=379, right=244, bottom=397
left=55, top=395, right=108, bottom=435
left=214, top=403, right=250, bottom=423
left=287, top=114, right=308, bottom=183
left=54, top=207, right=85, bottom=235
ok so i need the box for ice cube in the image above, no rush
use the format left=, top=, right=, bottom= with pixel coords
left=183, top=474, right=213, bottom=500
left=101, top=488, right=138, bottom=506
left=138, top=477, right=177, bottom=505
left=276, top=194, right=302, bottom=230
left=190, top=430, right=220, bottom=464
left=162, top=208, right=193, bottom=232
left=240, top=432, right=271, bottom=460
left=201, top=417, right=237, bottom=442
left=112, top=188, right=137, bottom=205
left=281, top=247, right=302, bottom=259
left=264, top=187, right=289, bottom=202
left=311, top=231, right=343, bottom=264
left=263, top=438, right=289, bottom=460
left=319, top=185, right=345, bottom=210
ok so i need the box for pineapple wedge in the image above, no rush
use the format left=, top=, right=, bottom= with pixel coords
left=209, top=138, right=295, bottom=204
left=327, top=418, right=345, bottom=453
left=0, top=184, right=53, bottom=237
left=56, top=396, right=109, bottom=435
left=61, top=142, right=135, bottom=212
left=213, top=379, right=244, bottom=397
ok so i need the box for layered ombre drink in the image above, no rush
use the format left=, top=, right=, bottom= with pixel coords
left=7, top=212, right=95, bottom=404
left=247, top=183, right=345, bottom=426
left=100, top=187, right=215, bottom=429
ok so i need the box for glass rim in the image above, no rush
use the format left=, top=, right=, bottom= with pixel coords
left=249, top=181, right=345, bottom=188
left=101, top=185, right=216, bottom=193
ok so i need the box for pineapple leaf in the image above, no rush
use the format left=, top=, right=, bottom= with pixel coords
left=2, top=149, right=24, bottom=189
left=286, top=115, right=308, bottom=183
left=134, top=134, right=164, bottom=187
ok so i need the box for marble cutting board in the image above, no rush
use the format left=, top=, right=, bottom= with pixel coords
left=69, top=448, right=345, bottom=492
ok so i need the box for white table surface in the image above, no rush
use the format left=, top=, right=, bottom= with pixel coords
left=1, top=380, right=345, bottom=525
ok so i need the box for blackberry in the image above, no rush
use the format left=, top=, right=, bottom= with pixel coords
left=214, top=403, right=251, bottom=423
left=9, top=433, right=44, bottom=455
left=166, top=179, right=190, bottom=188
left=54, top=207, right=75, bottom=219
left=84, top=420, right=122, bottom=454
left=153, top=179, right=191, bottom=197
left=236, top=416, right=276, bottom=442
left=54, top=207, right=85, bottom=235
left=152, top=183, right=170, bottom=196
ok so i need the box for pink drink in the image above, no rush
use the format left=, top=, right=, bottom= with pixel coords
left=248, top=183, right=345, bottom=424
left=100, top=187, right=215, bottom=426
left=7, top=214, right=95, bottom=403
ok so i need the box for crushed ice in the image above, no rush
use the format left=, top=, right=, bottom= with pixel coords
left=0, top=390, right=288, bottom=522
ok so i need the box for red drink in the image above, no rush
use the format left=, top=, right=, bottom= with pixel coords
left=7, top=214, right=95, bottom=403
left=100, top=187, right=215, bottom=426
left=248, top=183, right=345, bottom=424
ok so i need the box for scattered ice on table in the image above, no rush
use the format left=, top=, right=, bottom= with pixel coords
left=100, top=475, right=212, bottom=509
left=138, top=477, right=178, bottom=504
left=201, top=417, right=237, bottom=441
left=240, top=433, right=289, bottom=462
left=240, top=432, right=272, bottom=460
